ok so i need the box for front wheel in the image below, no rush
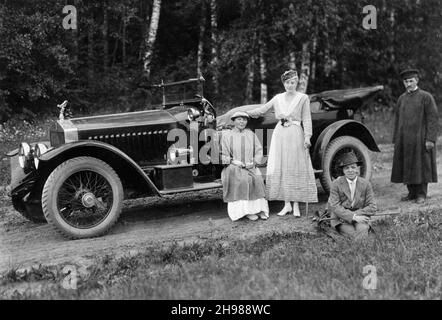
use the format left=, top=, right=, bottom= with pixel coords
left=320, top=136, right=372, bottom=193
left=42, top=157, right=123, bottom=239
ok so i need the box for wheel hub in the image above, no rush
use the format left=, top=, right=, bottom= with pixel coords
left=81, top=192, right=96, bottom=208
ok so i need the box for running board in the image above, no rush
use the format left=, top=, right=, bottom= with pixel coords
left=159, top=181, right=223, bottom=195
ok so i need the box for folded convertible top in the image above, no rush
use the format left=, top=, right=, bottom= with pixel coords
left=309, top=85, right=384, bottom=110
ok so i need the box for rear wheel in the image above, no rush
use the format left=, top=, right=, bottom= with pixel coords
left=320, top=136, right=372, bottom=193
left=42, top=156, right=123, bottom=239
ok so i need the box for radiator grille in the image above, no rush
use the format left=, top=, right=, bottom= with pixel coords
left=87, top=130, right=170, bottom=162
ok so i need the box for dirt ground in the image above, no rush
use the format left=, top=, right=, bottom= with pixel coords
left=1, top=143, right=442, bottom=274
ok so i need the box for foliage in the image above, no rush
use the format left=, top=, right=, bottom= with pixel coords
left=0, top=0, right=441, bottom=121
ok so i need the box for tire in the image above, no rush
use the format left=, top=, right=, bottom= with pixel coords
left=42, top=156, right=123, bottom=239
left=320, top=136, right=372, bottom=193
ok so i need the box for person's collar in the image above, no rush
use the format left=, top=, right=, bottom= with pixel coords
left=346, top=176, right=357, bottom=185
left=232, top=127, right=245, bottom=133
left=407, top=86, right=419, bottom=94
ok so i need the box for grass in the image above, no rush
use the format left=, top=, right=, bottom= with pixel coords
left=1, top=208, right=441, bottom=299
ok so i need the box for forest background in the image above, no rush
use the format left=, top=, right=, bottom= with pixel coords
left=0, top=0, right=441, bottom=128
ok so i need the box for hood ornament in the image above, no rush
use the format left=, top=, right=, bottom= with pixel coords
left=57, top=100, right=68, bottom=121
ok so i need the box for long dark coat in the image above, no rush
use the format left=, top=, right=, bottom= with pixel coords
left=391, top=88, right=438, bottom=184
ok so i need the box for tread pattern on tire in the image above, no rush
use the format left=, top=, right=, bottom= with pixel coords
left=42, top=156, right=123, bottom=239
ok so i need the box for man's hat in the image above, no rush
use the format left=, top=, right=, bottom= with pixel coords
left=230, top=111, right=250, bottom=121
left=338, top=152, right=362, bottom=168
left=400, top=68, right=420, bottom=79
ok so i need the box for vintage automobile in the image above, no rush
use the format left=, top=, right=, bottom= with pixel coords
left=7, top=76, right=382, bottom=239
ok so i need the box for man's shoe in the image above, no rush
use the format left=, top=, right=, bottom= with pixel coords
left=401, top=195, right=416, bottom=201
left=415, top=197, right=426, bottom=204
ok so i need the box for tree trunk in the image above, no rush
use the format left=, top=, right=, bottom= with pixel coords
left=310, top=26, right=318, bottom=85
left=259, top=38, right=267, bottom=104
left=87, top=17, right=94, bottom=86
left=122, top=8, right=127, bottom=67
left=72, top=0, right=79, bottom=69
left=143, top=0, right=162, bottom=81
left=297, top=42, right=310, bottom=93
left=138, top=1, right=151, bottom=61
left=289, top=51, right=296, bottom=70
left=111, top=19, right=123, bottom=67
left=210, top=0, right=219, bottom=95
left=103, top=0, right=109, bottom=75
left=197, top=0, right=206, bottom=77
left=245, top=51, right=256, bottom=103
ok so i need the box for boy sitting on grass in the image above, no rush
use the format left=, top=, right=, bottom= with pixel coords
left=327, top=152, right=377, bottom=239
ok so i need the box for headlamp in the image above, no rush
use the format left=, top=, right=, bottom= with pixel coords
left=18, top=142, right=31, bottom=169
left=187, top=107, right=201, bottom=121
left=34, top=143, right=48, bottom=169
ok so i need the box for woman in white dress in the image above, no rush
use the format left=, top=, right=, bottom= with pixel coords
left=220, top=111, right=269, bottom=221
left=247, top=70, right=318, bottom=216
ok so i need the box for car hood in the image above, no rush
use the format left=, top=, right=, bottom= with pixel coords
left=66, top=109, right=180, bottom=130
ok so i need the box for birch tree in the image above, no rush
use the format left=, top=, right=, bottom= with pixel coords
left=210, top=0, right=219, bottom=95
left=297, top=42, right=310, bottom=93
left=245, top=48, right=256, bottom=103
left=143, top=0, right=162, bottom=81
left=103, top=0, right=109, bottom=75
left=87, top=16, right=94, bottom=85
left=197, top=0, right=207, bottom=77
left=259, top=38, right=267, bottom=103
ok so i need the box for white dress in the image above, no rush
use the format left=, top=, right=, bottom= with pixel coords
left=248, top=92, right=318, bottom=202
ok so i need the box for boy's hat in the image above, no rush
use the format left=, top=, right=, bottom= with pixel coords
left=338, top=152, right=362, bottom=168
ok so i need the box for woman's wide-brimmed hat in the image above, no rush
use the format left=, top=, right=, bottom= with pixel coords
left=338, top=152, right=362, bottom=168
left=230, top=111, right=250, bottom=121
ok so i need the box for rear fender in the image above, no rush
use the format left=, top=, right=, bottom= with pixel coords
left=312, top=120, right=380, bottom=168
left=40, top=141, right=161, bottom=196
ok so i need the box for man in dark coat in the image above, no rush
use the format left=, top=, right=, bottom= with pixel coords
left=391, top=69, right=439, bottom=204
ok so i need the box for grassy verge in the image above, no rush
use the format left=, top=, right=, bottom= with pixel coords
left=1, top=208, right=440, bottom=300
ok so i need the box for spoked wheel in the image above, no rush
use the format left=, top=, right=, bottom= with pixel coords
left=42, top=157, right=123, bottom=239
left=320, top=136, right=372, bottom=193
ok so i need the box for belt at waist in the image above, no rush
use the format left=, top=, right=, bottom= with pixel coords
left=279, top=119, right=301, bottom=126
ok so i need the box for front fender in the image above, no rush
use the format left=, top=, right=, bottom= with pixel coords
left=312, top=120, right=380, bottom=168
left=40, top=140, right=161, bottom=196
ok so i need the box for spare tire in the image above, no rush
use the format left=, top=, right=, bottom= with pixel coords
left=320, top=136, right=372, bottom=193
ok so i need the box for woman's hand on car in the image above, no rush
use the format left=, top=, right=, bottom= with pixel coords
left=304, top=137, right=311, bottom=149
